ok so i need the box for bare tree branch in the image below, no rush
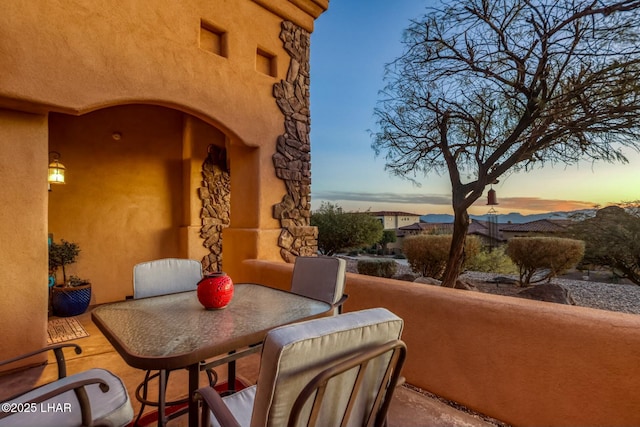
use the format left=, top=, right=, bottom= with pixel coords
left=372, top=0, right=640, bottom=287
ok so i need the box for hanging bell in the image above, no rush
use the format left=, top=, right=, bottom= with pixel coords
left=487, top=188, right=499, bottom=205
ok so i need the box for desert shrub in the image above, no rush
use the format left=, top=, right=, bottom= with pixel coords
left=569, top=204, right=640, bottom=285
left=403, top=235, right=481, bottom=279
left=357, top=259, right=397, bottom=278
left=465, top=246, right=518, bottom=274
left=311, top=202, right=383, bottom=256
left=506, top=237, right=585, bottom=285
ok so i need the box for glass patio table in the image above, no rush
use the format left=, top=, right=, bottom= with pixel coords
left=92, top=283, right=332, bottom=427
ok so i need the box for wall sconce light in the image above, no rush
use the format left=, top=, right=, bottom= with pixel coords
left=48, top=151, right=66, bottom=190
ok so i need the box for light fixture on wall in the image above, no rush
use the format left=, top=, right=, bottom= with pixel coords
left=48, top=151, right=66, bottom=191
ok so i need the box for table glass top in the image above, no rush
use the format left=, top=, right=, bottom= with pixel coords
left=92, top=284, right=331, bottom=369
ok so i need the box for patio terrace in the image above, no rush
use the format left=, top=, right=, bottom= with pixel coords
left=3, top=259, right=640, bottom=426
left=0, top=309, right=497, bottom=427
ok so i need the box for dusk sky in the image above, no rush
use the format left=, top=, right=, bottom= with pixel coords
left=308, top=1, right=640, bottom=216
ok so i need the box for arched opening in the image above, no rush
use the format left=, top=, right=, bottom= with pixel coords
left=48, top=104, right=231, bottom=304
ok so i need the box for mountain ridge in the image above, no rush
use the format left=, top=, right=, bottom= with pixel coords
left=421, top=209, right=592, bottom=224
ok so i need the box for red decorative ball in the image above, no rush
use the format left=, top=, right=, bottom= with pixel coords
left=197, top=273, right=234, bottom=309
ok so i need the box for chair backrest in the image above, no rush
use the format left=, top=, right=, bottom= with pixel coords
left=290, top=256, right=346, bottom=306
left=251, top=308, right=404, bottom=427
left=133, top=258, right=203, bottom=299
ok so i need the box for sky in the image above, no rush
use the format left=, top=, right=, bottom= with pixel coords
left=307, top=1, right=640, bottom=216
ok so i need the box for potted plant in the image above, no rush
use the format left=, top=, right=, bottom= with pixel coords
left=49, top=239, right=92, bottom=317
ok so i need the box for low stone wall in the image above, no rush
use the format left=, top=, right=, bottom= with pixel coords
left=242, top=258, right=640, bottom=426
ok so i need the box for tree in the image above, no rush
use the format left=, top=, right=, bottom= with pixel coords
left=311, top=202, right=384, bottom=256
left=372, top=0, right=640, bottom=287
left=49, top=239, right=80, bottom=286
left=570, top=204, right=640, bottom=284
left=378, top=230, right=397, bottom=254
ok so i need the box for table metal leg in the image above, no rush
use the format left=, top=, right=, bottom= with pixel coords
left=157, top=369, right=167, bottom=427
left=188, top=364, right=200, bottom=427
left=227, top=351, right=236, bottom=394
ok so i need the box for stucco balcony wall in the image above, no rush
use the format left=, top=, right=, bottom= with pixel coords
left=242, top=259, right=640, bottom=427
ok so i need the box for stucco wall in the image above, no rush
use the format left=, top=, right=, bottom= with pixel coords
left=0, top=110, right=49, bottom=361
left=0, top=0, right=304, bottom=142
left=48, top=105, right=188, bottom=303
left=0, top=0, right=327, bottom=363
left=242, top=259, right=640, bottom=427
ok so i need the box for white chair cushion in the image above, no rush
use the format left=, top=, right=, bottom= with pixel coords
left=253, top=307, right=403, bottom=427
left=290, top=256, right=346, bottom=305
left=0, top=368, right=133, bottom=427
left=133, top=258, right=203, bottom=299
left=210, top=386, right=257, bottom=427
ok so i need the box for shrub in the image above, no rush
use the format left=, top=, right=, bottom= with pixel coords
left=403, top=235, right=481, bottom=279
left=465, top=246, right=518, bottom=274
left=357, top=259, right=397, bottom=278
left=506, top=237, right=585, bottom=285
left=569, top=204, right=640, bottom=285
left=311, top=202, right=383, bottom=255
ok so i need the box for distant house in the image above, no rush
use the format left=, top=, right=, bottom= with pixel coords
left=393, top=218, right=574, bottom=252
left=369, top=211, right=422, bottom=230
left=499, top=219, right=573, bottom=240
left=398, top=222, right=453, bottom=236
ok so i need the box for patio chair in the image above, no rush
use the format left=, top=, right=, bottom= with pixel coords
left=132, top=258, right=204, bottom=424
left=290, top=256, right=348, bottom=314
left=133, top=257, right=203, bottom=299
left=0, top=343, right=133, bottom=427
left=195, top=307, right=406, bottom=427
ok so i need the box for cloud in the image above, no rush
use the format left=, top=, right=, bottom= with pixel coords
left=312, top=190, right=452, bottom=205
left=480, top=197, right=598, bottom=212
left=313, top=190, right=597, bottom=213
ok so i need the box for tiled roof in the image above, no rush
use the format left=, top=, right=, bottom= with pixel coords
left=399, top=222, right=453, bottom=232
left=500, top=219, right=572, bottom=233
left=368, top=211, right=422, bottom=217
left=396, top=218, right=572, bottom=240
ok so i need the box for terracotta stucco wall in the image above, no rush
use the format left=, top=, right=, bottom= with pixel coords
left=242, top=259, right=640, bottom=427
left=48, top=106, right=184, bottom=303
left=0, top=0, right=327, bottom=363
left=0, top=110, right=49, bottom=361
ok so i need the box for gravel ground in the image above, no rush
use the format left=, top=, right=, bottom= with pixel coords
left=461, top=271, right=640, bottom=315
left=344, top=257, right=640, bottom=315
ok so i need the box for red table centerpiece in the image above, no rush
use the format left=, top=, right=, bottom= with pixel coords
left=197, top=272, right=234, bottom=309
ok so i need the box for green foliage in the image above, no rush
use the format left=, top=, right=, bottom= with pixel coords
left=403, top=235, right=480, bottom=279
left=570, top=204, right=640, bottom=285
left=311, top=202, right=384, bottom=256
left=378, top=230, right=397, bottom=254
left=465, top=246, right=518, bottom=275
left=506, top=237, right=585, bottom=286
left=49, top=239, right=81, bottom=286
left=68, top=275, right=91, bottom=287
left=357, top=259, right=397, bottom=278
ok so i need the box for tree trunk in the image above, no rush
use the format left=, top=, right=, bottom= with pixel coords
left=441, top=208, right=470, bottom=288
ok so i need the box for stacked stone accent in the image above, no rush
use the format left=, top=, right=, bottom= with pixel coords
left=272, top=21, right=318, bottom=262
left=199, top=146, right=230, bottom=273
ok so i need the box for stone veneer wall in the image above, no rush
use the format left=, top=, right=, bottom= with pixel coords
left=272, top=21, right=318, bottom=262
left=199, top=145, right=230, bottom=273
